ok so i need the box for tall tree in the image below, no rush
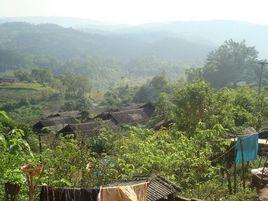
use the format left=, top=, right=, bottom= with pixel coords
left=173, top=81, right=213, bottom=133
left=31, top=68, right=53, bottom=85
left=133, top=75, right=169, bottom=103
left=203, top=40, right=258, bottom=88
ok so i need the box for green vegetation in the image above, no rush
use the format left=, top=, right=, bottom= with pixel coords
left=0, top=22, right=211, bottom=89
left=0, top=80, right=265, bottom=200
left=0, top=22, right=268, bottom=200
left=186, top=40, right=267, bottom=89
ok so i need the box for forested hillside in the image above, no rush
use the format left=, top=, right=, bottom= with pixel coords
left=1, top=17, right=268, bottom=201
left=3, top=17, right=268, bottom=58
left=0, top=22, right=216, bottom=95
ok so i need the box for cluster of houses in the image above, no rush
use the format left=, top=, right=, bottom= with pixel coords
left=32, top=103, right=204, bottom=201
left=33, top=103, right=156, bottom=136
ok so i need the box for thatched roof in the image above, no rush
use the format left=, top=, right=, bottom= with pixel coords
left=47, top=110, right=81, bottom=118
left=95, top=103, right=155, bottom=126
left=33, top=116, right=78, bottom=133
left=110, top=108, right=152, bottom=125
left=101, top=103, right=153, bottom=112
left=118, top=103, right=155, bottom=112
left=58, top=120, right=118, bottom=137
left=107, top=175, right=181, bottom=201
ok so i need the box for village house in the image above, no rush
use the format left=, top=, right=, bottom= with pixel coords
left=33, top=116, right=78, bottom=133
left=95, top=103, right=155, bottom=126
left=58, top=120, right=118, bottom=137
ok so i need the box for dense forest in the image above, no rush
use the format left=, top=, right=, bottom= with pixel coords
left=1, top=20, right=268, bottom=200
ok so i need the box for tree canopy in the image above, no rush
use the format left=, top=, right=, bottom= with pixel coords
left=186, top=40, right=263, bottom=89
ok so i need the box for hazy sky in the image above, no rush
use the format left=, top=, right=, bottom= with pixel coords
left=1, top=0, right=268, bottom=25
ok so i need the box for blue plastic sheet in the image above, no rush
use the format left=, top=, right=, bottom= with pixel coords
left=235, top=133, right=258, bottom=164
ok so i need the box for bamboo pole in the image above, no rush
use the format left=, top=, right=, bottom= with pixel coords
left=240, top=138, right=246, bottom=190
left=234, top=137, right=237, bottom=194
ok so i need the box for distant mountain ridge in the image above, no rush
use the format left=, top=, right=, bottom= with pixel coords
left=0, top=21, right=214, bottom=86
left=134, top=20, right=268, bottom=58
left=0, top=17, right=267, bottom=58
left=1, top=17, right=267, bottom=87
left=0, top=22, right=212, bottom=63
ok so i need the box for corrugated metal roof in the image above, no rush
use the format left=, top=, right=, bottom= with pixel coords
left=107, top=175, right=180, bottom=201
left=147, top=176, right=177, bottom=201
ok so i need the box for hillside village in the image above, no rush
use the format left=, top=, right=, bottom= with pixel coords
left=33, top=103, right=155, bottom=135
left=1, top=17, right=268, bottom=201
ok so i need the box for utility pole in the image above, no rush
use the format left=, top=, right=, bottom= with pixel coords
left=257, top=60, right=268, bottom=129
left=258, top=60, right=268, bottom=95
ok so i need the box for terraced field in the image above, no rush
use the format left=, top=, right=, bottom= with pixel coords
left=0, top=82, right=60, bottom=121
left=0, top=82, right=55, bottom=103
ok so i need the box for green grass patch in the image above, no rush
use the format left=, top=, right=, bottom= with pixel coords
left=0, top=82, right=44, bottom=90
left=0, top=82, right=56, bottom=102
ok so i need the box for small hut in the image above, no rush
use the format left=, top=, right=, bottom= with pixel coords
left=95, top=103, right=155, bottom=126
left=58, top=120, right=118, bottom=137
left=33, top=116, right=78, bottom=133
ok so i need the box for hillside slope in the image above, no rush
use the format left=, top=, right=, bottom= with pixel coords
left=0, top=22, right=213, bottom=63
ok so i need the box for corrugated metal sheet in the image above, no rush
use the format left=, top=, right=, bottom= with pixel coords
left=107, top=175, right=180, bottom=201
left=146, top=176, right=178, bottom=201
